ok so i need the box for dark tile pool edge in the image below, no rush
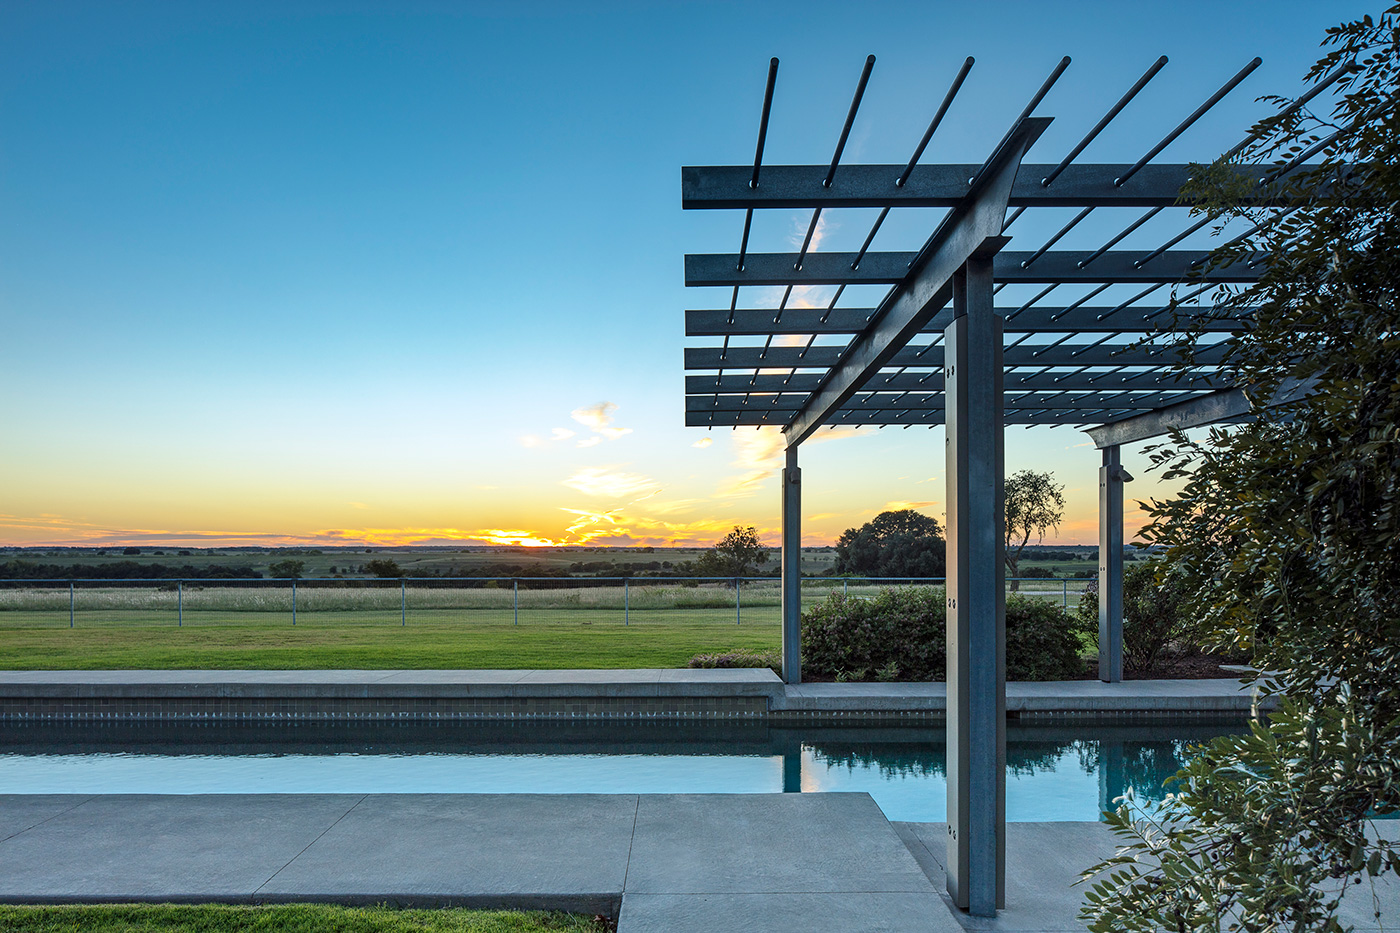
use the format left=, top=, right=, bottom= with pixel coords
left=0, top=696, right=770, bottom=721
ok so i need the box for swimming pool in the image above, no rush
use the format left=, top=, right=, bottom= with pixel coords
left=0, top=718, right=1245, bottom=822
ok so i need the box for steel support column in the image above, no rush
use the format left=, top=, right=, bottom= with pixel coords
left=781, top=446, right=802, bottom=684
left=1098, top=445, right=1128, bottom=683
left=944, top=252, right=1005, bottom=916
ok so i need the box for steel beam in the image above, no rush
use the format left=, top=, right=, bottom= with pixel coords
left=781, top=446, right=801, bottom=685
left=777, top=116, right=1051, bottom=447
left=685, top=250, right=1264, bottom=287
left=684, top=342, right=1229, bottom=371
left=1098, top=446, right=1128, bottom=682
left=686, top=408, right=1151, bottom=427
left=1084, top=376, right=1314, bottom=447
left=680, top=162, right=1269, bottom=209
left=685, top=306, right=1251, bottom=337
left=688, top=389, right=1200, bottom=413
left=944, top=256, right=1006, bottom=916
left=687, top=370, right=1227, bottom=395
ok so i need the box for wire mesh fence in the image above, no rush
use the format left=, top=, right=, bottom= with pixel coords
left=0, top=576, right=1093, bottom=628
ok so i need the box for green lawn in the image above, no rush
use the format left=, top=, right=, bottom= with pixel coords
left=0, top=612, right=781, bottom=670
left=0, top=904, right=605, bottom=932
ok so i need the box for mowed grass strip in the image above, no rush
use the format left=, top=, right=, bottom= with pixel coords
left=0, top=612, right=781, bottom=670
left=0, top=903, right=605, bottom=932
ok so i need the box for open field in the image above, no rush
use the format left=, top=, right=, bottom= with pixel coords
left=0, top=617, right=783, bottom=670
left=0, top=578, right=1088, bottom=670
left=0, top=545, right=1102, bottom=580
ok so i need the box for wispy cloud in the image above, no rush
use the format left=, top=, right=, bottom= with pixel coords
left=571, top=401, right=632, bottom=443
left=692, top=437, right=713, bottom=449
left=561, top=468, right=661, bottom=499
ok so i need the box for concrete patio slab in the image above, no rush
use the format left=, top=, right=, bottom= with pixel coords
left=0, top=794, right=362, bottom=902
left=0, top=795, right=92, bottom=843
left=896, top=820, right=1400, bottom=932
left=256, top=793, right=637, bottom=912
left=625, top=794, right=933, bottom=895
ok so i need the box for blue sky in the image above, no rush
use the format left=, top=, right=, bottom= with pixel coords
left=0, top=0, right=1364, bottom=548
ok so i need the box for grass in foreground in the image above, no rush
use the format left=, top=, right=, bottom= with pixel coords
left=0, top=903, right=607, bottom=933
left=0, top=615, right=780, bottom=670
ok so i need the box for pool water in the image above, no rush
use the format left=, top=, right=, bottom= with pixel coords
left=0, top=719, right=1246, bottom=822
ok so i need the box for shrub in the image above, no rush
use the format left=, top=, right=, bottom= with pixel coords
left=1075, top=559, right=1193, bottom=673
left=688, top=649, right=781, bottom=674
left=800, top=585, right=1084, bottom=682
left=1005, top=595, right=1087, bottom=681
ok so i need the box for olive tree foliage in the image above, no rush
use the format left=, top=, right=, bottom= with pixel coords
left=695, top=525, right=771, bottom=577
left=1080, top=11, right=1400, bottom=932
left=833, top=509, right=946, bottom=578
left=1003, top=469, right=1065, bottom=589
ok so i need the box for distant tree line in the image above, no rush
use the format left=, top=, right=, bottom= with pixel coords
left=0, top=560, right=264, bottom=581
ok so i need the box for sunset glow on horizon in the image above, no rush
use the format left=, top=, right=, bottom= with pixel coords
left=1, top=1, right=1347, bottom=552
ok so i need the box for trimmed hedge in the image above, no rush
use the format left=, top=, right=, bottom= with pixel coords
left=801, top=585, right=1084, bottom=682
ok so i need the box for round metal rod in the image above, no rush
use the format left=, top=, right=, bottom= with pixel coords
left=736, top=209, right=754, bottom=272
left=851, top=207, right=890, bottom=269
left=1115, top=57, right=1261, bottom=187
left=751, top=58, right=779, bottom=189
left=795, top=208, right=822, bottom=270
left=825, top=54, right=877, bottom=188
left=1080, top=207, right=1163, bottom=268
left=897, top=56, right=974, bottom=187
left=1042, top=56, right=1168, bottom=187
left=972, top=56, right=1070, bottom=191
left=1134, top=211, right=1217, bottom=267
left=1022, top=207, right=1094, bottom=267
left=1002, top=206, right=1027, bottom=231
left=1222, top=58, right=1358, bottom=162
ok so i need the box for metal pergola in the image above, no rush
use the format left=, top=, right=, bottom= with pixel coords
left=680, top=54, right=1344, bottom=917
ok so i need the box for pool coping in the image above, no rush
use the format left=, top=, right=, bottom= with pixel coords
left=0, top=669, right=1273, bottom=720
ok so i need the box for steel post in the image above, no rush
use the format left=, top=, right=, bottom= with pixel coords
left=781, top=445, right=802, bottom=683
left=1098, top=445, right=1127, bottom=682
left=944, top=252, right=1006, bottom=916
left=178, top=581, right=183, bottom=627
left=292, top=581, right=297, bottom=626
left=514, top=579, right=519, bottom=625
left=402, top=579, right=406, bottom=627
left=69, top=582, right=74, bottom=628
left=625, top=578, right=629, bottom=626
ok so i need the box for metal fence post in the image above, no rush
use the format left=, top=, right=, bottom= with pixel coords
left=1062, top=578, right=1068, bottom=610
left=292, top=580, right=297, bottom=626
left=514, top=579, right=519, bottom=625
left=843, top=579, right=848, bottom=597
left=736, top=577, right=741, bottom=625
left=178, top=580, right=183, bottom=627
left=624, top=578, right=629, bottom=626
left=69, top=581, right=74, bottom=628
left=401, top=579, right=406, bottom=626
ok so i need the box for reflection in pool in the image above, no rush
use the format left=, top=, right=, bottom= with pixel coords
left=0, top=718, right=1246, bottom=822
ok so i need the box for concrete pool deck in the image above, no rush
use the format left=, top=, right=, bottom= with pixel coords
left=0, top=668, right=1273, bottom=720
left=1, top=793, right=1394, bottom=932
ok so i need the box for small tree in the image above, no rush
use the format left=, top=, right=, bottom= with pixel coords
left=834, top=509, right=945, bottom=578
left=1003, top=469, right=1065, bottom=590
left=365, top=558, right=402, bottom=578
left=695, top=526, right=770, bottom=577
left=268, top=559, right=304, bottom=579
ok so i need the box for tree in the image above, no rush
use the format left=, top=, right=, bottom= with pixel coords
left=268, top=559, right=304, bottom=579
left=834, top=509, right=945, bottom=578
left=1003, top=469, right=1065, bottom=590
left=1080, top=11, right=1400, bottom=931
left=365, top=558, right=402, bottom=578
left=695, top=526, right=771, bottom=577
